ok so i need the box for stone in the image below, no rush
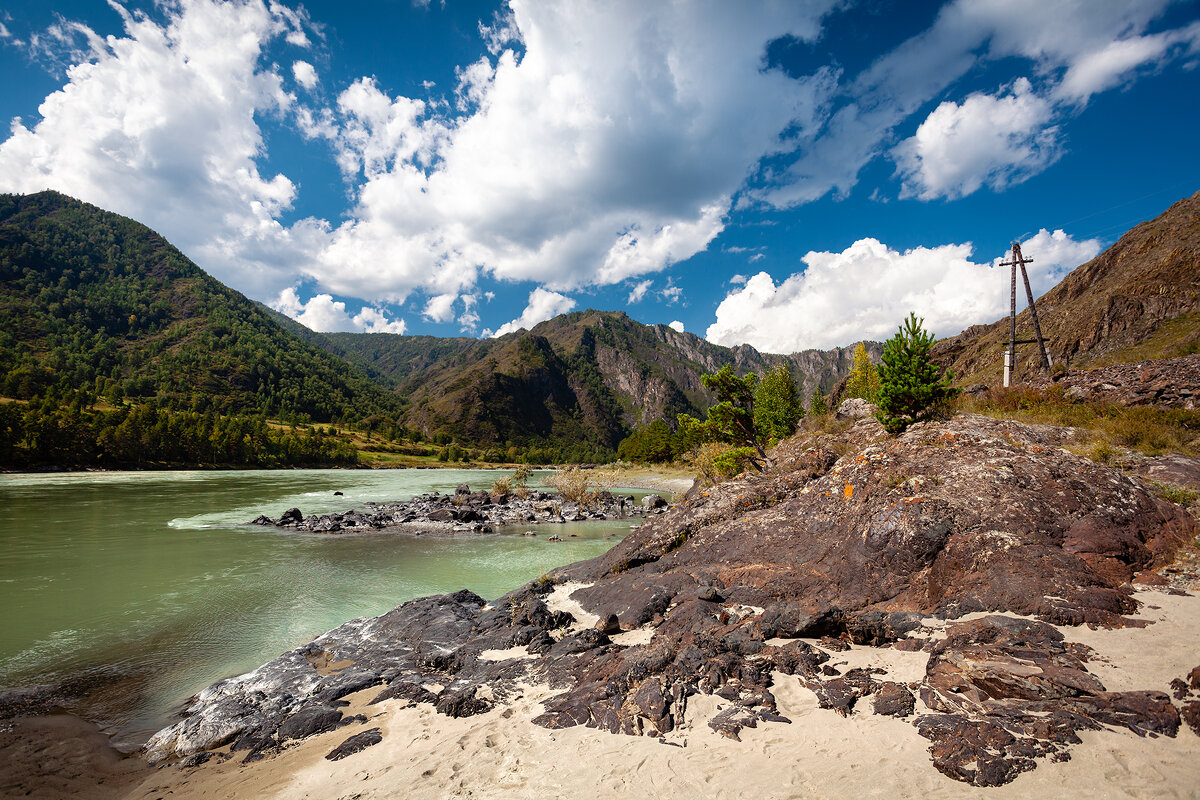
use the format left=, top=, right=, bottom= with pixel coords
left=642, top=494, right=668, bottom=510
left=278, top=704, right=344, bottom=742
left=278, top=508, right=303, bottom=525
left=872, top=682, right=915, bottom=717
left=836, top=397, right=878, bottom=420
left=325, top=728, right=382, bottom=761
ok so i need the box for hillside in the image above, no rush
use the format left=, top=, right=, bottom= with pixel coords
left=0, top=191, right=403, bottom=423
left=935, top=191, right=1200, bottom=383
left=310, top=310, right=875, bottom=456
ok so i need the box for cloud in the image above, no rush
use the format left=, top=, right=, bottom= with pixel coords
left=458, top=294, right=480, bottom=332
left=273, top=288, right=407, bottom=333
left=304, top=1, right=841, bottom=301
left=1, top=0, right=1190, bottom=325
left=660, top=281, right=683, bottom=305
left=626, top=279, right=652, bottom=304
left=753, top=0, right=1197, bottom=207
left=292, top=59, right=318, bottom=89
left=706, top=230, right=1100, bottom=353
left=1054, top=21, right=1200, bottom=104
left=422, top=292, right=457, bottom=323
left=487, top=288, right=575, bottom=338
left=0, top=0, right=313, bottom=299
left=668, top=320, right=684, bottom=333
left=893, top=78, right=1060, bottom=200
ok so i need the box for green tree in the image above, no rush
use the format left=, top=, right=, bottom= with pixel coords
left=809, top=387, right=828, bottom=416
left=844, top=342, right=880, bottom=403
left=753, top=364, right=802, bottom=444
left=876, top=313, right=960, bottom=434
left=677, top=365, right=769, bottom=471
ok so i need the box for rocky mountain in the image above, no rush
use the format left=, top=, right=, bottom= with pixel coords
left=0, top=191, right=402, bottom=423
left=935, top=191, right=1200, bottom=384
left=308, top=310, right=878, bottom=453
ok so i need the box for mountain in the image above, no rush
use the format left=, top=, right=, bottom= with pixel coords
left=0, top=191, right=403, bottom=423
left=302, top=310, right=876, bottom=456
left=935, top=191, right=1200, bottom=383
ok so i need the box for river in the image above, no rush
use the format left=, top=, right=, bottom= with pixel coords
left=0, top=468, right=642, bottom=749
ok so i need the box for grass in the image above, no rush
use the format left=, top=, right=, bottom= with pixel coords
left=960, top=385, right=1200, bottom=458
left=1150, top=481, right=1198, bottom=508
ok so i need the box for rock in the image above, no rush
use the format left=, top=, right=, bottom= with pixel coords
left=250, top=515, right=273, bottom=525
left=278, top=508, right=303, bottom=525
left=325, top=728, right=382, bottom=761
left=334, top=491, right=343, bottom=496
left=157, top=412, right=1197, bottom=788
left=872, top=682, right=915, bottom=717
left=456, top=484, right=471, bottom=495
left=595, top=614, right=621, bottom=635
left=1182, top=701, right=1200, bottom=736
left=641, top=494, right=667, bottom=510
left=836, top=397, right=878, bottom=419
left=278, top=704, right=344, bottom=742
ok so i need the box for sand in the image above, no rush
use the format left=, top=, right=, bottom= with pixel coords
left=114, top=587, right=1200, bottom=800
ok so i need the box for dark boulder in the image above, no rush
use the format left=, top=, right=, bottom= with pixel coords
left=325, top=728, right=382, bottom=761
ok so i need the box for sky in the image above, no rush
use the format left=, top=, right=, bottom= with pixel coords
left=1, top=0, right=1198, bottom=353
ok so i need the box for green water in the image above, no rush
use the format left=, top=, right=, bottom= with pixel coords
left=0, top=468, right=637, bottom=747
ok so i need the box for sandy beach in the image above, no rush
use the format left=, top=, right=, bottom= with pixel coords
left=103, top=587, right=1200, bottom=800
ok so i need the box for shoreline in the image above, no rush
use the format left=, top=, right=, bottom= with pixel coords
left=7, top=587, right=1194, bottom=800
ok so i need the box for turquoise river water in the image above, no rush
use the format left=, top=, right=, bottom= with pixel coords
left=0, top=468, right=640, bottom=748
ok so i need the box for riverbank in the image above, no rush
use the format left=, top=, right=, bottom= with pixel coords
left=9, top=587, right=1193, bottom=800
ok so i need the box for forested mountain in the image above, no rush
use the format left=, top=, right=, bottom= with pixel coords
left=934, top=190, right=1200, bottom=382
left=304, top=310, right=875, bottom=459
left=0, top=191, right=403, bottom=423
left=0, top=190, right=870, bottom=467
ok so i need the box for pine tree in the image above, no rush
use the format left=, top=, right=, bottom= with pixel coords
left=844, top=341, right=880, bottom=402
left=753, top=364, right=802, bottom=443
left=809, top=387, right=828, bottom=416
left=876, top=313, right=960, bottom=434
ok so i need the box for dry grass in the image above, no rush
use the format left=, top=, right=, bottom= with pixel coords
left=960, top=385, right=1200, bottom=457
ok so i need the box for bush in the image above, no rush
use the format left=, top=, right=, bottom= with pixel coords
left=546, top=467, right=597, bottom=508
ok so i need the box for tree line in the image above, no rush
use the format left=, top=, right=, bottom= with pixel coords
left=617, top=313, right=957, bottom=477
left=0, top=389, right=358, bottom=469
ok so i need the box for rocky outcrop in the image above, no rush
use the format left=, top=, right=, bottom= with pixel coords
left=249, top=488, right=657, bottom=534
left=149, top=413, right=1197, bottom=786
left=1028, top=354, right=1200, bottom=409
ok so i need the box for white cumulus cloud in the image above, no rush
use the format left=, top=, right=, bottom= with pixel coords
left=304, top=1, right=840, bottom=302
left=668, top=320, right=685, bottom=333
left=292, top=59, right=318, bottom=89
left=273, top=288, right=407, bottom=333
left=488, top=288, right=575, bottom=338
left=0, top=0, right=313, bottom=298
left=894, top=78, right=1060, bottom=201
left=706, top=230, right=1100, bottom=353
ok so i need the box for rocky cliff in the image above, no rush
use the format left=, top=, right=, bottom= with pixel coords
left=145, top=410, right=1197, bottom=786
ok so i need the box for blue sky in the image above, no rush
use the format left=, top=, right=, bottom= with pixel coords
left=1, top=0, right=1198, bottom=352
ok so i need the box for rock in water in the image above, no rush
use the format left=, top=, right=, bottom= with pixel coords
left=146, top=413, right=1197, bottom=787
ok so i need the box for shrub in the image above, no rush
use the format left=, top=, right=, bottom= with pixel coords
left=547, top=467, right=597, bottom=508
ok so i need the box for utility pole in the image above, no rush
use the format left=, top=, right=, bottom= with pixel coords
left=999, top=242, right=1051, bottom=385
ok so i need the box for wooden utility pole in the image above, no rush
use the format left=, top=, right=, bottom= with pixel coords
left=999, top=242, right=1052, bottom=385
